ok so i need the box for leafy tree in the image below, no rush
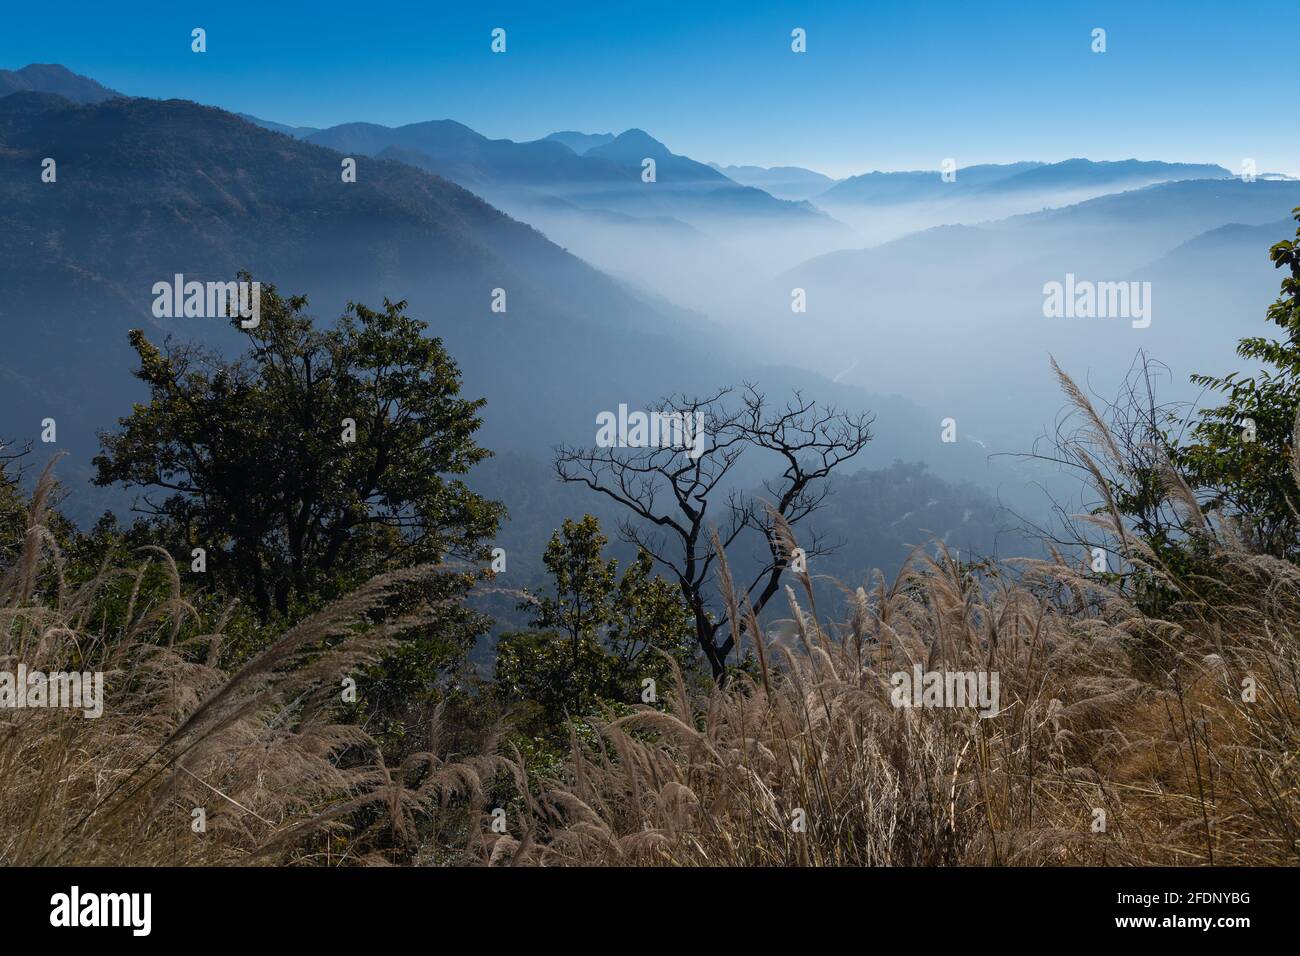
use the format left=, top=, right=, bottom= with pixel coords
left=93, top=281, right=503, bottom=697
left=1178, top=208, right=1300, bottom=557
left=495, top=515, right=695, bottom=735
left=0, top=442, right=27, bottom=568
left=532, top=514, right=618, bottom=673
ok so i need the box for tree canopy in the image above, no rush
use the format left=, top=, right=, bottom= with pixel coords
left=1179, top=207, right=1300, bottom=558
left=94, top=282, right=503, bottom=620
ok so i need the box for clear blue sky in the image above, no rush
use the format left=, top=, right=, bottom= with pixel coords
left=3, top=0, right=1295, bottom=178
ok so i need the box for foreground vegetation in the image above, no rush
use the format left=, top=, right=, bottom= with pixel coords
left=3, top=427, right=1298, bottom=865
left=1, top=211, right=1298, bottom=866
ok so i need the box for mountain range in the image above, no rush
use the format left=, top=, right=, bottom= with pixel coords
left=707, top=163, right=840, bottom=201
left=751, top=175, right=1300, bottom=457
left=0, top=90, right=718, bottom=509
left=301, top=118, right=834, bottom=233
left=4, top=63, right=1298, bottom=583
left=0, top=70, right=979, bottom=534
left=818, top=159, right=1231, bottom=207
left=0, top=63, right=121, bottom=104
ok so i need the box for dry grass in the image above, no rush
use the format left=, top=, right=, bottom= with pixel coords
left=511, top=542, right=1298, bottom=865
left=4, top=368, right=1299, bottom=866
left=0, top=464, right=510, bottom=866
left=510, top=375, right=1300, bottom=867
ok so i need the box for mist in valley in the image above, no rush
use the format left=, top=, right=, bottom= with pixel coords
left=4, top=65, right=1299, bottom=638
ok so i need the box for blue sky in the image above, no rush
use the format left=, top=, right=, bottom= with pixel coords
left=3, top=0, right=1296, bottom=178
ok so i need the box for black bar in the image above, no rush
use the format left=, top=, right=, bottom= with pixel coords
left=1, top=866, right=1281, bottom=941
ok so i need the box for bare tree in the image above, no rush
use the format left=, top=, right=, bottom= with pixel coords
left=0, top=438, right=31, bottom=473
left=555, top=384, right=872, bottom=682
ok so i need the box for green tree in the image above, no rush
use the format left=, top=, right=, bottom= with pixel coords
left=532, top=513, right=617, bottom=686
left=93, top=281, right=503, bottom=695
left=0, top=443, right=27, bottom=568
left=495, top=515, right=695, bottom=735
left=1178, top=208, right=1300, bottom=557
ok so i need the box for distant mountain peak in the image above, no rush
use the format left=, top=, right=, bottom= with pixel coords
left=404, top=117, right=483, bottom=137
left=597, top=128, right=673, bottom=158
left=544, top=130, right=615, bottom=154
left=581, top=129, right=732, bottom=185
left=0, top=63, right=122, bottom=104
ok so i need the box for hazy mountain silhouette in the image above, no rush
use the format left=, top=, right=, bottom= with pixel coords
left=1145, top=220, right=1294, bottom=278
left=309, top=119, right=623, bottom=188
left=544, top=131, right=615, bottom=154
left=992, top=158, right=1230, bottom=193
left=0, top=87, right=957, bottom=524
left=818, top=159, right=1228, bottom=207
left=237, top=112, right=320, bottom=139
left=0, top=92, right=718, bottom=507
left=0, top=63, right=121, bottom=103
left=819, top=162, right=1043, bottom=204
left=5, top=64, right=1251, bottom=535
left=747, top=177, right=1300, bottom=470
left=583, top=129, right=730, bottom=183
left=709, top=163, right=839, bottom=200
left=304, top=118, right=836, bottom=231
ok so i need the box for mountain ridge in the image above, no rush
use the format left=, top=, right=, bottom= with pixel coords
left=0, top=63, right=121, bottom=103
